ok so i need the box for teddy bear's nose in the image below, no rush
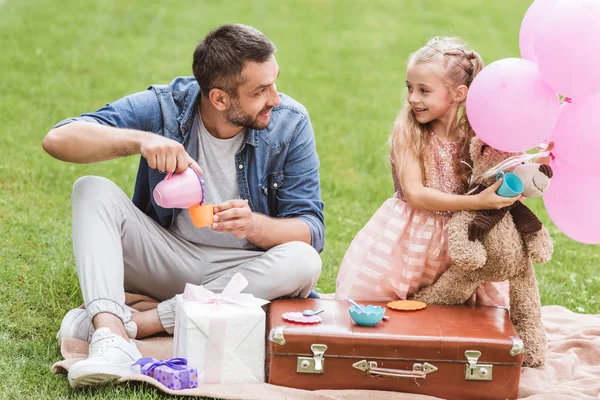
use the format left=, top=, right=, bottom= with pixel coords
left=539, top=164, right=553, bottom=178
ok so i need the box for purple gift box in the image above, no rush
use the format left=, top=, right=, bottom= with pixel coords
left=134, top=357, right=198, bottom=390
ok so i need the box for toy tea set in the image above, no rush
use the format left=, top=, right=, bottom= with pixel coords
left=153, top=167, right=214, bottom=228
left=281, top=296, right=427, bottom=327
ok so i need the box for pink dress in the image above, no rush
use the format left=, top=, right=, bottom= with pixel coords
left=335, top=135, right=509, bottom=306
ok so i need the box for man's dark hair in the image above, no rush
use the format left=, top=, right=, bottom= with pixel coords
left=193, top=24, right=276, bottom=98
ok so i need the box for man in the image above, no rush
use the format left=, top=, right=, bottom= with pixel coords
left=43, top=24, right=324, bottom=387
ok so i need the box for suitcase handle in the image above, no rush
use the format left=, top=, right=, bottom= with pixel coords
left=352, top=360, right=438, bottom=379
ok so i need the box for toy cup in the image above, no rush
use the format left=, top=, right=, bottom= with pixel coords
left=153, top=167, right=205, bottom=209
left=495, top=171, right=524, bottom=198
left=189, top=204, right=214, bottom=228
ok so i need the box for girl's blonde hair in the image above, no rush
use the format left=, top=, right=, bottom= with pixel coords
left=389, top=36, right=484, bottom=186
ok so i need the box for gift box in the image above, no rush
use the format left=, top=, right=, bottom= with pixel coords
left=173, top=273, right=270, bottom=384
left=133, top=357, right=198, bottom=390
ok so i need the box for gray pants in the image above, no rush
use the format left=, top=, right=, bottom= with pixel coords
left=71, top=176, right=322, bottom=332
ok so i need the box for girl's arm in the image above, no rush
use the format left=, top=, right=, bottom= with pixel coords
left=399, top=145, right=521, bottom=212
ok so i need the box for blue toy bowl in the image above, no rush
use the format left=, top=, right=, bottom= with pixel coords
left=349, top=305, right=386, bottom=326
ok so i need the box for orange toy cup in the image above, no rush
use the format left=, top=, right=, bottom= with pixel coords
left=189, top=204, right=214, bottom=228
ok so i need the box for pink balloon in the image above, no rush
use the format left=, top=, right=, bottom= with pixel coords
left=550, top=94, right=600, bottom=177
left=544, top=159, right=600, bottom=244
left=466, top=58, right=560, bottom=152
left=534, top=0, right=600, bottom=97
left=519, top=0, right=559, bottom=62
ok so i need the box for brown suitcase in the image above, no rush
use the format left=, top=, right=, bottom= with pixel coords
left=266, top=299, right=523, bottom=400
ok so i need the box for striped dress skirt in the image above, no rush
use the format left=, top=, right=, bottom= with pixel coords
left=334, top=197, right=509, bottom=306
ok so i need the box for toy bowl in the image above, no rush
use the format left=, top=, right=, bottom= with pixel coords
left=349, top=305, right=385, bottom=326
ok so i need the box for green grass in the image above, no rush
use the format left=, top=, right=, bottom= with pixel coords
left=0, top=0, right=598, bottom=398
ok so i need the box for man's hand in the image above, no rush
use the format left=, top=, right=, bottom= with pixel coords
left=212, top=199, right=257, bottom=239
left=140, top=134, right=202, bottom=174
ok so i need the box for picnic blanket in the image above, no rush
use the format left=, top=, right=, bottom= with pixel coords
left=52, top=294, right=600, bottom=399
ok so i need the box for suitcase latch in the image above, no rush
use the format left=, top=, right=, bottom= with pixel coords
left=297, top=344, right=327, bottom=374
left=268, top=325, right=286, bottom=346
left=509, top=336, right=524, bottom=356
left=464, top=350, right=493, bottom=381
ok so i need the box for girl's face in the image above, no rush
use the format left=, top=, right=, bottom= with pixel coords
left=405, top=62, right=455, bottom=125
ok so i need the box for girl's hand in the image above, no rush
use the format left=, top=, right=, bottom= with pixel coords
left=476, top=179, right=522, bottom=210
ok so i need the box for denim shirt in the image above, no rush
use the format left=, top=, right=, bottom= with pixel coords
left=54, top=77, right=325, bottom=252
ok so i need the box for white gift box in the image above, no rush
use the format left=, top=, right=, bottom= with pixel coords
left=173, top=273, right=269, bottom=384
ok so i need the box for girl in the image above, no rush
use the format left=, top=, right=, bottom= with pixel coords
left=335, top=37, right=520, bottom=305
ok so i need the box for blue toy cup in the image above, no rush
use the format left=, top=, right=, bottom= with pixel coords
left=495, top=171, right=524, bottom=198
left=349, top=305, right=386, bottom=327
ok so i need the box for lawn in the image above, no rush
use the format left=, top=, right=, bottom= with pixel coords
left=0, top=0, right=598, bottom=398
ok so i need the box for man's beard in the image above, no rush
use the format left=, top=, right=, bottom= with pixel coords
left=225, top=97, right=272, bottom=130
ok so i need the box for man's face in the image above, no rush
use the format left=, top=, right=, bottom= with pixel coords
left=225, top=56, right=281, bottom=130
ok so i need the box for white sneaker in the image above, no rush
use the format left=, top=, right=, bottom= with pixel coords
left=57, top=308, right=138, bottom=343
left=67, top=327, right=143, bottom=388
left=57, top=309, right=95, bottom=343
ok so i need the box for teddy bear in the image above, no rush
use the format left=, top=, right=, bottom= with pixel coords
left=410, top=136, right=554, bottom=367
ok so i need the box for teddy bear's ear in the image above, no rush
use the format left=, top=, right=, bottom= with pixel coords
left=469, top=136, right=487, bottom=161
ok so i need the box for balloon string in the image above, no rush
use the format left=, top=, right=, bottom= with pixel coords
left=468, top=150, right=551, bottom=187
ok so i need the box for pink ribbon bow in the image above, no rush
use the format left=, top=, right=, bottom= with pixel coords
left=182, top=272, right=270, bottom=308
